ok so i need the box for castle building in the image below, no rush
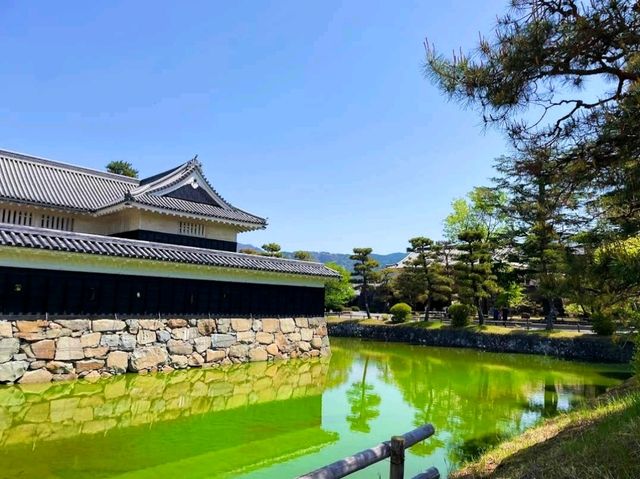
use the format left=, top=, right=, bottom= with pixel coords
left=0, top=149, right=336, bottom=316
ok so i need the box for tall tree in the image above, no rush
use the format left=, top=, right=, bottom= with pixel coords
left=324, top=262, right=356, bottom=311
left=494, top=147, right=574, bottom=329
left=426, top=0, right=640, bottom=234
left=350, top=247, right=379, bottom=319
left=444, top=187, right=507, bottom=244
left=407, top=237, right=453, bottom=321
left=106, top=160, right=138, bottom=178
left=261, top=243, right=283, bottom=258
left=455, top=229, right=498, bottom=325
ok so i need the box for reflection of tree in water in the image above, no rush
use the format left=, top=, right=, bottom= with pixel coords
left=543, top=376, right=559, bottom=418
left=331, top=340, right=622, bottom=468
left=372, top=346, right=538, bottom=467
left=346, top=357, right=381, bottom=433
left=325, top=344, right=356, bottom=390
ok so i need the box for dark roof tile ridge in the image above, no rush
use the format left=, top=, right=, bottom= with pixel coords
left=0, top=223, right=329, bottom=267
left=0, top=148, right=140, bottom=184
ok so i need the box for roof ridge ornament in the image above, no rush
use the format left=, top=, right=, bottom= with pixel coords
left=188, top=154, right=201, bottom=168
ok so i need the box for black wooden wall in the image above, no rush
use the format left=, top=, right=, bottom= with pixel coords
left=111, top=230, right=237, bottom=252
left=0, top=267, right=324, bottom=317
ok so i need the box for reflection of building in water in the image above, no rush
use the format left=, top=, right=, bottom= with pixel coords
left=0, top=359, right=335, bottom=479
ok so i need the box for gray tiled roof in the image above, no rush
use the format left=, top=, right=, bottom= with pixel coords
left=0, top=224, right=339, bottom=278
left=0, top=149, right=266, bottom=227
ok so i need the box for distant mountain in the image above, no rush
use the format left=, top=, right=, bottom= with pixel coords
left=237, top=244, right=406, bottom=270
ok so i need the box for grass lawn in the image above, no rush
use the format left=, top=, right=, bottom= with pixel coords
left=451, top=377, right=640, bottom=479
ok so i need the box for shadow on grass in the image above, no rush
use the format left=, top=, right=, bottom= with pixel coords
left=453, top=386, right=640, bottom=479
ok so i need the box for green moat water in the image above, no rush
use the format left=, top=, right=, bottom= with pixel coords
left=0, top=338, right=632, bottom=478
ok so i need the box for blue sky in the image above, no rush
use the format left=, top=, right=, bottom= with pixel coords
left=0, top=0, right=510, bottom=254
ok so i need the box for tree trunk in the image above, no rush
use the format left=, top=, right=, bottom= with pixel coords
left=424, top=296, right=431, bottom=322
left=363, top=284, right=371, bottom=319
left=545, top=301, right=556, bottom=330
left=477, top=298, right=485, bottom=326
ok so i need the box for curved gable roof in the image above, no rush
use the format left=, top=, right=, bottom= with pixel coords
left=0, top=149, right=266, bottom=228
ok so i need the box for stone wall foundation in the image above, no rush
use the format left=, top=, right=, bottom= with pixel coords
left=0, top=317, right=330, bottom=384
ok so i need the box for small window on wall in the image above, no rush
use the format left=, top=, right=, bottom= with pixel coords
left=0, top=208, right=33, bottom=226
left=40, top=214, right=74, bottom=231
left=178, top=221, right=205, bottom=237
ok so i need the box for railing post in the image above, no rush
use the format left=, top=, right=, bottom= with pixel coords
left=389, top=436, right=405, bottom=479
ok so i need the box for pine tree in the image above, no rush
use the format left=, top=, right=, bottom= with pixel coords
left=454, top=229, right=498, bottom=326
left=494, top=147, right=573, bottom=329
left=407, top=237, right=453, bottom=321
left=261, top=243, right=283, bottom=258
left=106, top=160, right=138, bottom=178
left=350, top=248, right=379, bottom=319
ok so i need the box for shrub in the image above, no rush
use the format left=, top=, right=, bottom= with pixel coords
left=351, top=306, right=360, bottom=312
left=449, top=303, right=473, bottom=328
left=389, top=303, right=412, bottom=323
left=592, top=312, right=616, bottom=336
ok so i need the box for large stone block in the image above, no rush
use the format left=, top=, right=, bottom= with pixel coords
left=171, top=327, right=199, bottom=341
left=188, top=352, right=205, bottom=367
left=121, top=334, right=137, bottom=351
left=137, top=330, right=156, bottom=345
left=100, top=334, right=120, bottom=348
left=76, top=359, right=105, bottom=373
left=14, top=330, right=46, bottom=341
left=157, top=330, right=171, bottom=343
left=194, top=336, right=211, bottom=353
left=0, top=338, right=20, bottom=363
left=19, top=368, right=53, bottom=384
left=256, top=332, right=274, bottom=344
left=205, top=349, right=226, bottom=362
left=92, top=319, right=126, bottom=332
left=84, top=346, right=109, bottom=358
left=0, top=321, right=12, bottom=338
left=55, top=319, right=91, bottom=331
left=170, top=355, right=189, bottom=369
left=55, top=337, right=83, bottom=361
left=130, top=346, right=169, bottom=371
left=31, top=339, right=56, bottom=360
left=279, top=318, right=296, bottom=333
left=295, top=318, right=309, bottom=328
left=138, top=320, right=164, bottom=331
left=0, top=361, right=27, bottom=382
left=167, top=339, right=193, bottom=355
left=300, top=328, right=314, bottom=341
left=216, top=319, right=230, bottom=333
left=266, top=343, right=280, bottom=356
left=231, top=319, right=252, bottom=332
left=16, top=320, right=48, bottom=333
left=197, top=319, right=217, bottom=335
left=106, top=351, right=128, bottom=372
left=45, top=361, right=74, bottom=374
left=80, top=332, right=101, bottom=348
left=46, top=327, right=72, bottom=339
left=262, top=319, right=280, bottom=333
left=249, top=347, right=268, bottom=362
left=228, top=344, right=248, bottom=359
left=211, top=334, right=235, bottom=348
left=167, top=319, right=188, bottom=328
left=311, top=337, right=323, bottom=349
left=237, top=331, right=255, bottom=343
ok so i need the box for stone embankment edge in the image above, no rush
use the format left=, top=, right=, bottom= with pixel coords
left=328, top=322, right=634, bottom=363
left=0, top=317, right=329, bottom=384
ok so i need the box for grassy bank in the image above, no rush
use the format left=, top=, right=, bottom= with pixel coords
left=326, top=315, right=593, bottom=340
left=450, top=377, right=640, bottom=479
